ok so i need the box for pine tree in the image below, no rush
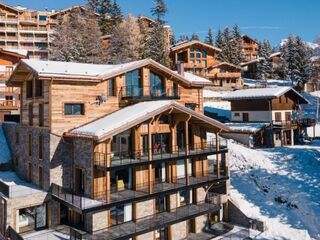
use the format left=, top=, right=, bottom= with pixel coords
left=110, top=0, right=123, bottom=27
left=191, top=33, right=200, bottom=41
left=215, top=29, right=224, bottom=61
left=177, top=35, right=189, bottom=43
left=97, top=0, right=113, bottom=35
left=256, top=40, right=273, bottom=80
left=284, top=35, right=298, bottom=83
left=87, top=0, right=99, bottom=11
left=231, top=24, right=242, bottom=65
left=50, top=8, right=106, bottom=63
left=108, top=14, right=143, bottom=64
left=205, top=28, right=214, bottom=46
left=151, top=0, right=168, bottom=23
left=295, top=36, right=312, bottom=88
left=146, top=21, right=170, bottom=66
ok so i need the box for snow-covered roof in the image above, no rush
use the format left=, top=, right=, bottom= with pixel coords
left=171, top=40, right=222, bottom=53
left=241, top=57, right=264, bottom=67
left=68, top=100, right=229, bottom=141
left=0, top=171, right=45, bottom=198
left=2, top=48, right=28, bottom=57
left=175, top=71, right=212, bottom=85
left=269, top=52, right=281, bottom=58
left=207, top=61, right=242, bottom=70
left=222, top=87, right=309, bottom=103
left=225, top=122, right=268, bottom=133
left=12, top=59, right=210, bottom=87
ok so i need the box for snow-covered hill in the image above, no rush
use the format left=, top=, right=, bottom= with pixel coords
left=229, top=140, right=320, bottom=240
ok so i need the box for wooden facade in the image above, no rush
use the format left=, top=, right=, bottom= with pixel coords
left=170, top=41, right=243, bottom=89
left=240, top=35, right=259, bottom=63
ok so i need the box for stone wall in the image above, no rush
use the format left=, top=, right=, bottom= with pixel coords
left=169, top=221, right=187, bottom=240
left=134, top=199, right=154, bottom=240
left=86, top=210, right=108, bottom=232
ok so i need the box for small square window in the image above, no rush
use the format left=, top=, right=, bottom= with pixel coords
left=64, top=104, right=84, bottom=115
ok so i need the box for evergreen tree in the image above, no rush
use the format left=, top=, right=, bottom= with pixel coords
left=256, top=40, right=273, bottom=80
left=97, top=0, right=113, bottom=35
left=50, top=8, right=106, bottom=63
left=177, top=35, right=189, bottom=43
left=205, top=28, right=214, bottom=46
left=110, top=0, right=123, bottom=28
left=87, top=0, right=99, bottom=11
left=295, top=36, right=312, bottom=88
left=191, top=33, right=200, bottom=41
left=108, top=14, right=143, bottom=64
left=151, top=0, right=168, bottom=23
left=145, top=21, right=170, bottom=66
left=231, top=24, right=242, bottom=65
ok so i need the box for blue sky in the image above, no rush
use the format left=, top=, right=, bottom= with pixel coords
left=5, top=0, right=320, bottom=46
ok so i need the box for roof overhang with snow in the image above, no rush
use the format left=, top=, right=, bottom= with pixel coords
left=171, top=40, right=222, bottom=53
left=8, top=59, right=212, bottom=87
left=222, top=87, right=309, bottom=104
left=224, top=122, right=269, bottom=134
left=65, top=100, right=229, bottom=142
left=207, top=62, right=242, bottom=71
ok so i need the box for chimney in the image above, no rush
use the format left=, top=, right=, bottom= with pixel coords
left=177, top=63, right=185, bottom=77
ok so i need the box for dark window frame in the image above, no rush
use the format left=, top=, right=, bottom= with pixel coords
left=64, top=103, right=85, bottom=116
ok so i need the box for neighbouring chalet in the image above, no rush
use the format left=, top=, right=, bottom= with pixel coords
left=0, top=48, right=27, bottom=121
left=1, top=58, right=233, bottom=240
left=222, top=87, right=315, bottom=147
left=170, top=40, right=244, bottom=89
left=239, top=35, right=259, bottom=63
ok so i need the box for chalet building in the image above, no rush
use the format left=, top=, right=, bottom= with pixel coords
left=1, top=58, right=232, bottom=240
left=170, top=40, right=243, bottom=89
left=0, top=48, right=27, bottom=121
left=0, top=2, right=86, bottom=60
left=239, top=35, right=259, bottom=63
left=222, top=87, right=314, bottom=147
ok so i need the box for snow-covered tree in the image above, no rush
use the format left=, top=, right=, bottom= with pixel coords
left=231, top=24, right=242, bottom=65
left=50, top=8, right=106, bottom=63
left=205, top=28, right=214, bottom=46
left=191, top=33, right=200, bottom=41
left=151, top=0, right=168, bottom=23
left=108, top=14, right=143, bottom=64
left=256, top=40, right=273, bottom=80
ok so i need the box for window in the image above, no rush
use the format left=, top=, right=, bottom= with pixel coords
left=159, top=115, right=169, bottom=124
left=64, top=103, right=84, bottom=115
left=15, top=132, right=19, bottom=144
left=26, top=80, right=33, bottom=98
left=5, top=96, right=13, bottom=100
left=75, top=167, right=85, bottom=194
left=39, top=135, right=43, bottom=160
left=201, top=50, right=207, bottom=58
left=108, top=79, right=116, bottom=96
left=275, top=112, right=282, bottom=122
left=35, top=79, right=43, bottom=97
left=190, top=53, right=195, bottom=58
left=196, top=53, right=201, bottom=58
left=39, top=15, right=47, bottom=21
left=110, top=204, right=132, bottom=226
left=242, top=113, right=249, bottom=122
left=28, top=103, right=33, bottom=126
left=185, top=103, right=197, bottom=110
left=39, top=103, right=44, bottom=127
left=125, top=70, right=141, bottom=96
left=28, top=162, right=32, bottom=182
left=234, top=113, right=240, bottom=117
left=28, top=133, right=32, bottom=156
left=39, top=166, right=43, bottom=188
left=150, top=71, right=165, bottom=96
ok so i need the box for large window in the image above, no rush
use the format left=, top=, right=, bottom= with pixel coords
left=125, top=70, right=141, bottom=96
left=18, top=204, right=47, bottom=233
left=150, top=71, right=165, bottom=96
left=26, top=80, right=33, bottom=98
left=64, top=103, right=84, bottom=115
left=152, top=134, right=170, bottom=155
left=28, top=134, right=32, bottom=156
left=108, top=78, right=116, bottom=96
left=38, top=135, right=43, bottom=160
left=39, top=103, right=44, bottom=127
left=110, top=204, right=132, bottom=226
left=35, top=79, right=43, bottom=97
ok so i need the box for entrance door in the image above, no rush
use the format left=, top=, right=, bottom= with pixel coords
left=60, top=204, right=69, bottom=225
left=242, top=113, right=249, bottom=122
left=35, top=205, right=47, bottom=230
left=75, top=168, right=85, bottom=194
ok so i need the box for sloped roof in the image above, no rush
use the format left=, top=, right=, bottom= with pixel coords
left=207, top=62, right=242, bottom=70
left=225, top=122, right=268, bottom=134
left=9, top=59, right=211, bottom=87
left=222, top=87, right=309, bottom=103
left=1, top=48, right=28, bottom=58
left=171, top=40, right=222, bottom=53
left=242, top=35, right=259, bottom=44
left=174, top=71, right=212, bottom=85
left=67, top=100, right=229, bottom=141
left=0, top=2, right=22, bottom=13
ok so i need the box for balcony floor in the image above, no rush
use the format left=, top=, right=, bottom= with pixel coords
left=91, top=202, right=220, bottom=240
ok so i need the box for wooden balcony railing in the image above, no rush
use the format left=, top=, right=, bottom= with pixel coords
left=272, top=120, right=298, bottom=129
left=0, top=100, right=20, bottom=109
left=121, top=86, right=180, bottom=101
left=213, top=72, right=241, bottom=79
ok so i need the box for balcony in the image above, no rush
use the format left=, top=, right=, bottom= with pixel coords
left=94, top=140, right=228, bottom=170
left=91, top=201, right=220, bottom=240
left=297, top=118, right=316, bottom=127
left=121, top=86, right=180, bottom=101
left=183, top=62, right=206, bottom=69
left=0, top=100, right=20, bottom=110
left=272, top=120, right=298, bottom=129
left=0, top=71, right=13, bottom=81
left=207, top=72, right=241, bottom=79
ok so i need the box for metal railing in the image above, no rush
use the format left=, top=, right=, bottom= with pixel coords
left=0, top=100, right=20, bottom=108
left=89, top=201, right=220, bottom=240
left=51, top=169, right=227, bottom=210
left=94, top=140, right=228, bottom=169
left=272, top=120, right=298, bottom=128
left=121, top=85, right=180, bottom=100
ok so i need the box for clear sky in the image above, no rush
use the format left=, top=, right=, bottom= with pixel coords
left=5, top=0, right=320, bottom=46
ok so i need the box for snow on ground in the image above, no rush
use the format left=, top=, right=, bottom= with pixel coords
left=0, top=124, right=11, bottom=164
left=229, top=140, right=320, bottom=240
left=204, top=89, right=230, bottom=98
left=244, top=79, right=292, bottom=88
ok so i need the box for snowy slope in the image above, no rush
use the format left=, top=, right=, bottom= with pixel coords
left=0, top=124, right=11, bottom=164
left=229, top=140, right=320, bottom=240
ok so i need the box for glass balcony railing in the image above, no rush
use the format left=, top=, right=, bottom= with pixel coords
left=94, top=140, right=228, bottom=170
left=121, top=85, right=180, bottom=100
